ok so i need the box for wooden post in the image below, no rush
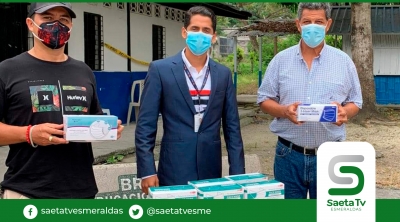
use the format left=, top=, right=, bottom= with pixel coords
left=335, top=35, right=338, bottom=48
left=258, top=35, right=262, bottom=87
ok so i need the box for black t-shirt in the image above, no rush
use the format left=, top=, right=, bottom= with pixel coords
left=0, top=52, right=102, bottom=198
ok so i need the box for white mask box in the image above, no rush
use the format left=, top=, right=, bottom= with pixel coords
left=224, top=173, right=269, bottom=184
left=63, top=115, right=118, bottom=142
left=148, top=185, right=197, bottom=199
left=188, top=177, right=235, bottom=188
left=197, top=184, right=244, bottom=199
left=240, top=180, right=285, bottom=199
left=297, top=104, right=338, bottom=122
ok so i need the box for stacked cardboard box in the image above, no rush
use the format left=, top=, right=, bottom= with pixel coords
left=148, top=185, right=197, bottom=199
left=240, top=180, right=285, bottom=199
left=147, top=173, right=285, bottom=199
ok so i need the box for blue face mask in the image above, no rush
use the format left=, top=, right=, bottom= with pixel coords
left=185, top=30, right=213, bottom=56
left=301, top=24, right=326, bottom=48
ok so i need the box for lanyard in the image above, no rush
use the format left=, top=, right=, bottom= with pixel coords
left=183, top=62, right=210, bottom=113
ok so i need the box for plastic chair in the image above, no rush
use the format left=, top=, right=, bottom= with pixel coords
left=102, top=109, right=110, bottom=115
left=127, top=80, right=144, bottom=125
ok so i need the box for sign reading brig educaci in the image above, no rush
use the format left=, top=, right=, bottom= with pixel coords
left=95, top=174, right=147, bottom=199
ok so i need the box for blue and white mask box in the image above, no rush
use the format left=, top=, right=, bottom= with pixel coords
left=188, top=177, right=235, bottom=188
left=148, top=185, right=197, bottom=199
left=63, top=115, right=118, bottom=142
left=224, top=173, right=269, bottom=184
left=197, top=184, right=244, bottom=199
left=297, top=104, right=338, bottom=122
left=240, top=180, right=285, bottom=199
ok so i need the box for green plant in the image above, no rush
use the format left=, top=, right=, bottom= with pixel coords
left=237, top=47, right=244, bottom=63
left=249, top=51, right=257, bottom=73
left=106, top=154, right=125, bottom=164
left=325, top=35, right=343, bottom=49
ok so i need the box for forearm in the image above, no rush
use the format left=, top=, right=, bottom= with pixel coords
left=343, top=102, right=360, bottom=119
left=260, top=99, right=286, bottom=118
left=0, top=122, right=27, bottom=146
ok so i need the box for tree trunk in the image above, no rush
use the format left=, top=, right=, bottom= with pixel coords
left=239, top=20, right=259, bottom=52
left=249, top=36, right=259, bottom=53
left=350, top=3, right=379, bottom=123
left=235, top=3, right=259, bottom=52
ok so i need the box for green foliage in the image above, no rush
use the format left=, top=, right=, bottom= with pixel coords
left=237, top=47, right=244, bottom=63
left=217, top=2, right=298, bottom=37
left=232, top=2, right=296, bottom=19
left=218, top=33, right=343, bottom=77
left=325, top=35, right=343, bottom=49
left=106, top=154, right=125, bottom=164
left=216, top=16, right=241, bottom=36
left=215, top=2, right=343, bottom=77
left=249, top=51, right=257, bottom=63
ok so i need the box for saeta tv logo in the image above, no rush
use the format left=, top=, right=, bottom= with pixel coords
left=317, top=142, right=375, bottom=222
left=327, top=155, right=366, bottom=208
left=328, top=155, right=364, bottom=195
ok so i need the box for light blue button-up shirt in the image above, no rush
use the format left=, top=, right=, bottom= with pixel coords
left=257, top=42, right=363, bottom=148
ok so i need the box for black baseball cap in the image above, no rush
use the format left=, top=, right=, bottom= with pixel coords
left=28, top=3, right=76, bottom=18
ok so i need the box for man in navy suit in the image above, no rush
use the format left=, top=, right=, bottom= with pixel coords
left=135, top=6, right=245, bottom=194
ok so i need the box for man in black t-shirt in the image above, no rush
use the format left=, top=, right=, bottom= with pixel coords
left=0, top=3, right=124, bottom=199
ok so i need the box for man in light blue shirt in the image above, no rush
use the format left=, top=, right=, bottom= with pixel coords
left=257, top=3, right=362, bottom=199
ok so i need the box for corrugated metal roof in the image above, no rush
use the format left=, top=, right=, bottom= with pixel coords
left=329, top=5, right=400, bottom=34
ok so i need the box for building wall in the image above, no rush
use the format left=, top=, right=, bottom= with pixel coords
left=342, top=34, right=400, bottom=76
left=68, top=3, right=186, bottom=72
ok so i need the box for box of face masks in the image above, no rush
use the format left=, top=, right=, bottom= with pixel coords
left=224, top=173, right=268, bottom=184
left=240, top=180, right=285, bottom=199
left=148, top=185, right=197, bottom=199
left=63, top=115, right=118, bottom=142
left=188, top=177, right=235, bottom=188
left=297, top=104, right=338, bottom=122
left=197, top=184, right=244, bottom=199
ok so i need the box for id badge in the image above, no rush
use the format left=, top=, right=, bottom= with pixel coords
left=194, top=113, right=204, bottom=132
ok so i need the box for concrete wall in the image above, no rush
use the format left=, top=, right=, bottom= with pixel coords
left=68, top=3, right=186, bottom=72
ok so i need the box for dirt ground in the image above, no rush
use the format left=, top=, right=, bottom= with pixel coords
left=220, top=110, right=400, bottom=190
left=121, top=107, right=400, bottom=190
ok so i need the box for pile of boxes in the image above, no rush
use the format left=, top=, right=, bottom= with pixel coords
left=148, top=173, right=285, bottom=199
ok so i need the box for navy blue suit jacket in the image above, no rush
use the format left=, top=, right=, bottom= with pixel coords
left=135, top=52, right=245, bottom=186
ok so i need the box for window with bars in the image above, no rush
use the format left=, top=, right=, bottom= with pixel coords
left=219, top=37, right=234, bottom=55
left=152, top=25, right=166, bottom=61
left=83, top=12, right=104, bottom=71
left=0, top=3, right=29, bottom=62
